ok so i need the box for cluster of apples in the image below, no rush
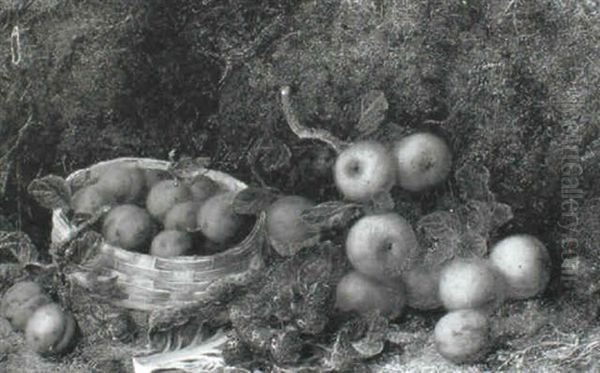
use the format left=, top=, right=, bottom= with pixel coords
left=71, top=164, right=250, bottom=258
left=1, top=281, right=76, bottom=356
left=328, top=132, right=552, bottom=364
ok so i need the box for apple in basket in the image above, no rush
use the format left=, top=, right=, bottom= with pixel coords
left=102, top=204, right=155, bottom=251
left=146, top=179, right=193, bottom=221
left=197, top=192, right=249, bottom=245
left=95, top=164, right=147, bottom=203
left=164, top=201, right=201, bottom=231
left=189, top=174, right=220, bottom=203
left=150, top=230, right=194, bottom=258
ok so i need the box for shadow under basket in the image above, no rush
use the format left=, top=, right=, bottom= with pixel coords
left=51, top=157, right=264, bottom=312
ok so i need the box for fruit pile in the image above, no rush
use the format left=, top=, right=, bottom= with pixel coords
left=71, top=163, right=252, bottom=258
left=329, top=133, right=551, bottom=364
left=1, top=281, right=76, bottom=356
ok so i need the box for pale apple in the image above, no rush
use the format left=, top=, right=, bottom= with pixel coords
left=346, top=213, right=419, bottom=281
left=164, top=201, right=200, bottom=231
left=266, top=195, right=316, bottom=256
left=96, top=165, right=146, bottom=203
left=434, top=309, right=490, bottom=364
left=1, top=281, right=51, bottom=331
left=392, top=132, right=452, bottom=192
left=197, top=192, right=246, bottom=245
left=146, top=179, right=193, bottom=220
left=489, top=234, right=551, bottom=300
left=189, top=174, right=220, bottom=203
left=102, top=204, right=154, bottom=251
left=438, top=258, right=505, bottom=311
left=150, top=230, right=193, bottom=258
left=333, top=141, right=396, bottom=201
left=25, top=303, right=77, bottom=356
left=335, top=270, right=406, bottom=318
left=70, top=185, right=115, bottom=216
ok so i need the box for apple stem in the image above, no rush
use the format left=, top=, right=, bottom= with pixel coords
left=280, top=86, right=348, bottom=153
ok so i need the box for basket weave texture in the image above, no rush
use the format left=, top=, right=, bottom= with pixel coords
left=51, top=157, right=264, bottom=311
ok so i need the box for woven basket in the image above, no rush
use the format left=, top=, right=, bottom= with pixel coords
left=51, top=157, right=264, bottom=311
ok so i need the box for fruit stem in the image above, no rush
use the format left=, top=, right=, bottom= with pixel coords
left=280, top=86, right=348, bottom=153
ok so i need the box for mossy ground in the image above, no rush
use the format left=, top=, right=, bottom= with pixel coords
left=0, top=0, right=599, bottom=371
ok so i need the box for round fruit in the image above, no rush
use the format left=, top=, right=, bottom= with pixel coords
left=197, top=192, right=245, bottom=245
left=150, top=230, right=194, bottom=258
left=335, top=271, right=406, bottom=318
left=164, top=202, right=200, bottom=231
left=392, top=132, right=452, bottom=192
left=333, top=141, right=396, bottom=201
left=25, top=303, right=77, bottom=355
left=489, top=234, right=551, bottom=300
left=189, top=175, right=220, bottom=203
left=266, top=195, right=316, bottom=256
left=1, top=281, right=51, bottom=331
left=346, top=213, right=419, bottom=281
left=102, top=204, right=154, bottom=251
left=439, top=258, right=505, bottom=311
left=402, top=265, right=442, bottom=310
left=434, top=309, right=490, bottom=364
left=70, top=185, right=115, bottom=216
left=96, top=165, right=146, bottom=203
left=146, top=180, right=193, bottom=221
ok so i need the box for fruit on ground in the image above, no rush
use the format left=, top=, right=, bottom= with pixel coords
left=333, top=141, right=396, bottom=201
left=164, top=201, right=200, bottom=231
left=146, top=179, right=193, bottom=220
left=25, top=303, right=77, bottom=355
left=434, top=309, right=490, bottom=364
left=439, top=258, right=505, bottom=311
left=401, top=264, right=443, bottom=310
left=150, top=230, right=194, bottom=257
left=392, top=132, right=452, bottom=192
left=1, top=281, right=51, bottom=331
left=335, top=270, right=406, bottom=318
left=266, top=195, right=316, bottom=256
left=102, top=204, right=154, bottom=251
left=96, top=165, right=146, bottom=203
left=346, top=213, right=419, bottom=281
left=189, top=174, right=220, bottom=203
left=489, top=234, right=551, bottom=300
left=70, top=185, right=115, bottom=216
left=197, top=192, right=245, bottom=244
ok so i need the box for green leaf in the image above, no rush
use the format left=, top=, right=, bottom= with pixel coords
left=27, top=174, right=71, bottom=211
left=0, top=230, right=40, bottom=266
left=301, top=201, right=363, bottom=231
left=232, top=186, right=279, bottom=215
left=356, top=90, right=388, bottom=137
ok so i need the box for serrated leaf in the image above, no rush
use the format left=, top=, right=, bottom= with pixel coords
left=417, top=211, right=463, bottom=266
left=300, top=201, right=363, bottom=230
left=232, top=187, right=279, bottom=215
left=455, top=163, right=493, bottom=202
left=168, top=156, right=211, bottom=180
left=0, top=230, right=40, bottom=266
left=65, top=231, right=104, bottom=266
left=356, top=90, right=388, bottom=137
left=364, top=191, right=395, bottom=214
left=27, top=174, right=71, bottom=210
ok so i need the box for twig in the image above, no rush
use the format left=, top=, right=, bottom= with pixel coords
left=280, top=86, right=348, bottom=153
left=0, top=115, right=34, bottom=196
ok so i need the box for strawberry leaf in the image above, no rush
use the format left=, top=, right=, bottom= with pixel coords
left=301, top=201, right=363, bottom=231
left=0, top=230, right=40, bottom=266
left=27, top=174, right=71, bottom=211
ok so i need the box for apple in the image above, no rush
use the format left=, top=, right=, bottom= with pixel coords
left=266, top=195, right=316, bottom=256
left=25, top=303, right=77, bottom=356
left=197, top=192, right=246, bottom=245
left=1, top=281, right=51, bottom=331
left=70, top=184, right=115, bottom=216
left=96, top=165, right=146, bottom=203
left=333, top=141, right=396, bottom=201
left=143, top=168, right=170, bottom=189
left=164, top=201, right=200, bottom=231
left=146, top=179, right=193, bottom=221
left=434, top=309, right=490, bottom=364
left=189, top=174, right=220, bottom=203
left=401, top=264, right=442, bottom=310
left=102, top=204, right=155, bottom=251
left=438, top=258, right=505, bottom=311
left=346, top=213, right=419, bottom=281
left=335, top=270, right=406, bottom=318
left=489, top=234, right=551, bottom=300
left=392, top=132, right=452, bottom=192
left=150, top=230, right=194, bottom=258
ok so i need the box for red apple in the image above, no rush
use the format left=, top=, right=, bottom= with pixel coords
left=489, top=234, right=551, bottom=300
left=439, top=258, right=505, bottom=311
left=392, top=132, right=452, bottom=192
left=146, top=179, right=193, bottom=220
left=346, top=213, right=419, bottom=280
left=434, top=309, right=490, bottom=364
left=197, top=192, right=245, bottom=245
left=335, top=270, right=406, bottom=318
left=333, top=141, right=396, bottom=201
left=266, top=195, right=316, bottom=256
